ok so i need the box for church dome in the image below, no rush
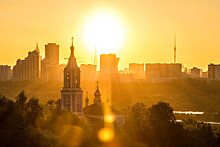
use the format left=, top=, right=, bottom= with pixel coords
left=94, top=88, right=101, bottom=95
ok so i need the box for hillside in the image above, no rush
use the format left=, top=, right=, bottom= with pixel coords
left=112, top=78, right=220, bottom=113
left=1, top=78, right=220, bottom=113
left=0, top=81, right=62, bottom=103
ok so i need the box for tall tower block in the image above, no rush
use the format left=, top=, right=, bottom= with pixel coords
left=61, top=37, right=83, bottom=114
left=174, top=34, right=176, bottom=63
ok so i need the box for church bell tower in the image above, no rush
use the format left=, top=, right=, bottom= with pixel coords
left=61, top=37, right=83, bottom=114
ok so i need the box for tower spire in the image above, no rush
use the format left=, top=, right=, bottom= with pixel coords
left=96, top=80, right=99, bottom=89
left=70, top=37, right=75, bottom=57
left=174, top=34, right=176, bottom=64
left=85, top=91, right=89, bottom=107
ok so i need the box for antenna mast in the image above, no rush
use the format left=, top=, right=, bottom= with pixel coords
left=94, top=44, right=98, bottom=66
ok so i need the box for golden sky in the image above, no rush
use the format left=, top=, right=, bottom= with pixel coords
left=0, top=0, right=220, bottom=70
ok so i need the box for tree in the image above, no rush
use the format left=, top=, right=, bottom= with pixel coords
left=124, top=103, right=155, bottom=145
left=124, top=102, right=188, bottom=147
left=25, top=97, right=42, bottom=126
left=148, top=101, right=175, bottom=126
left=0, top=93, right=29, bottom=146
left=15, top=90, right=27, bottom=113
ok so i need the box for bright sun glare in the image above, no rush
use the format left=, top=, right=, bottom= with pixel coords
left=83, top=11, right=125, bottom=55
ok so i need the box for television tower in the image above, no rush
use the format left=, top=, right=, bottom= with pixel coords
left=174, top=34, right=176, bottom=64
left=94, top=44, right=98, bottom=66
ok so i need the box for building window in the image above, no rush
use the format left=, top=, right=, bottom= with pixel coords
left=66, top=73, right=70, bottom=87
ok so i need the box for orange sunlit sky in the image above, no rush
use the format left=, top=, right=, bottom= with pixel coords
left=1, top=0, right=220, bottom=70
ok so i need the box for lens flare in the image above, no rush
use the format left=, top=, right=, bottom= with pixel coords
left=98, top=128, right=115, bottom=142
left=104, top=113, right=116, bottom=123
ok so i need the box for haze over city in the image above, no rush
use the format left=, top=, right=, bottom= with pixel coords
left=1, top=0, right=220, bottom=146
left=1, top=0, right=220, bottom=70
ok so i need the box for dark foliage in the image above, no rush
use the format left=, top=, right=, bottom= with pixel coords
left=0, top=91, right=219, bottom=146
left=123, top=101, right=218, bottom=147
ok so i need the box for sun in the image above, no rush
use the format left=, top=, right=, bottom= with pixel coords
left=83, top=10, right=125, bottom=55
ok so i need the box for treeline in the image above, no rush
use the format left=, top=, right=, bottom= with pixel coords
left=0, top=91, right=220, bottom=147
left=122, top=102, right=220, bottom=146
left=0, top=91, right=91, bottom=147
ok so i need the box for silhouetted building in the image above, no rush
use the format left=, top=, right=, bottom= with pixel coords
left=145, top=63, right=160, bottom=79
left=58, top=64, right=66, bottom=81
left=45, top=43, right=59, bottom=65
left=99, top=53, right=119, bottom=82
left=168, top=64, right=182, bottom=78
left=118, top=69, right=136, bottom=82
left=191, top=67, right=202, bottom=78
left=83, top=83, right=124, bottom=125
left=118, top=73, right=136, bottom=83
left=13, top=44, right=41, bottom=81
left=145, top=63, right=182, bottom=80
left=0, top=65, right=11, bottom=81
left=61, top=37, right=83, bottom=114
left=41, top=43, right=60, bottom=82
left=208, top=64, right=220, bottom=80
left=129, top=63, right=145, bottom=79
left=80, top=64, right=97, bottom=81
left=202, top=71, right=208, bottom=78
left=100, top=53, right=119, bottom=74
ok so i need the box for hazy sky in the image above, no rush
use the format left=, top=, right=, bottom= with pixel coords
left=1, top=0, right=220, bottom=70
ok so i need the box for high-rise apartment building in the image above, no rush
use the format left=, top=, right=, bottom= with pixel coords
left=202, top=72, right=208, bottom=78
left=191, top=67, right=202, bottom=78
left=13, top=45, right=41, bottom=81
left=99, top=53, right=119, bottom=82
left=129, top=63, right=145, bottom=79
left=100, top=54, right=119, bottom=74
left=145, top=63, right=182, bottom=79
left=145, top=63, right=161, bottom=79
left=45, top=43, right=59, bottom=65
left=208, top=64, right=220, bottom=80
left=0, top=65, right=11, bottom=81
left=41, top=43, right=60, bottom=81
left=168, top=64, right=182, bottom=78
left=80, top=64, right=97, bottom=81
